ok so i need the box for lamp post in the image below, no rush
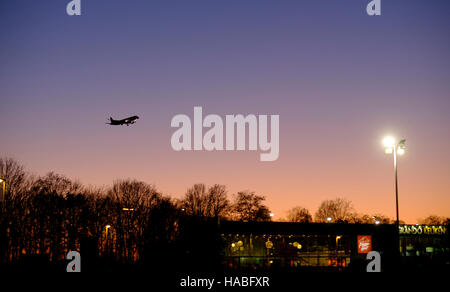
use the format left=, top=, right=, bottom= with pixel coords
left=383, top=136, right=406, bottom=256
left=105, top=224, right=111, bottom=255
left=0, top=178, right=5, bottom=211
left=383, top=136, right=406, bottom=226
left=105, top=224, right=111, bottom=236
left=335, top=236, right=341, bottom=249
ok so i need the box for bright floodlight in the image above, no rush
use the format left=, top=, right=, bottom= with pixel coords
left=383, top=136, right=395, bottom=148
left=397, top=148, right=405, bottom=155
left=269, top=213, right=274, bottom=217
left=326, top=217, right=332, bottom=222
left=0, top=179, right=3, bottom=183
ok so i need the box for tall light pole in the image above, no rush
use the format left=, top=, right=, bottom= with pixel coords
left=0, top=178, right=5, bottom=211
left=383, top=136, right=406, bottom=227
left=105, top=224, right=112, bottom=241
left=383, top=136, right=406, bottom=258
left=105, top=224, right=112, bottom=256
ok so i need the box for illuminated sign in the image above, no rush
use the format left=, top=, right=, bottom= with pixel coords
left=357, top=235, right=372, bottom=254
left=399, top=225, right=447, bottom=235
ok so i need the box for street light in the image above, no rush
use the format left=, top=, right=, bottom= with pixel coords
left=105, top=225, right=111, bottom=237
left=105, top=225, right=112, bottom=256
left=0, top=178, right=5, bottom=210
left=382, top=136, right=406, bottom=227
left=372, top=216, right=380, bottom=225
left=326, top=217, right=332, bottom=223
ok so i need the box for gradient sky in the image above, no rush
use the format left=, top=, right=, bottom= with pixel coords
left=1, top=0, right=449, bottom=223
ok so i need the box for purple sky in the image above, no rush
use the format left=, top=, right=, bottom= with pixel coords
left=1, top=0, right=450, bottom=223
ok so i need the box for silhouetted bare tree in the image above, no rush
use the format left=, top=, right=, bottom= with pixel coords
left=286, top=206, right=312, bottom=223
left=231, top=191, right=271, bottom=222
left=315, top=198, right=354, bottom=223
left=354, top=213, right=391, bottom=224
left=32, top=172, right=83, bottom=195
left=206, top=184, right=229, bottom=218
left=420, top=215, right=448, bottom=225
left=107, top=179, right=160, bottom=262
left=180, top=183, right=230, bottom=219
left=0, top=157, right=30, bottom=263
left=0, top=157, right=30, bottom=200
left=180, top=183, right=208, bottom=217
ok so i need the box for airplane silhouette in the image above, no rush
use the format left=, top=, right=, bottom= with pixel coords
left=107, top=115, right=139, bottom=126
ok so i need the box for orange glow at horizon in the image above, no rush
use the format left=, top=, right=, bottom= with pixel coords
left=10, top=118, right=450, bottom=225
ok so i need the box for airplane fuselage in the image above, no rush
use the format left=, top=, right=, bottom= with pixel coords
left=108, top=115, right=139, bottom=126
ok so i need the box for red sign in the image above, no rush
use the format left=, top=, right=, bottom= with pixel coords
left=357, top=235, right=372, bottom=254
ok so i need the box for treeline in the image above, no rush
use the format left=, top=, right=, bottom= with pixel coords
left=287, top=198, right=449, bottom=225
left=0, top=164, right=178, bottom=267
left=0, top=158, right=273, bottom=268
left=0, top=157, right=448, bottom=269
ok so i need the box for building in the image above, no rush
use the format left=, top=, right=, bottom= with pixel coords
left=218, top=221, right=449, bottom=272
